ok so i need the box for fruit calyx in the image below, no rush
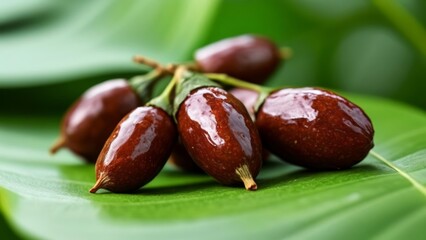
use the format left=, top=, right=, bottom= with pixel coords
left=235, top=164, right=258, bottom=191
left=173, top=68, right=221, bottom=117
left=89, top=172, right=109, bottom=193
left=49, top=135, right=65, bottom=155
left=146, top=66, right=193, bottom=116
left=128, top=68, right=164, bottom=103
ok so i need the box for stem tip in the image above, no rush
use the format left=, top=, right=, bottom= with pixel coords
left=243, top=179, right=258, bottom=191
left=49, top=136, right=66, bottom=155
left=89, top=174, right=107, bottom=194
left=279, top=47, right=293, bottom=60
left=236, top=164, right=258, bottom=191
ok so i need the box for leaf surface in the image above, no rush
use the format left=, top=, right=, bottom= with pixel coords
left=0, top=0, right=219, bottom=87
left=0, top=94, right=425, bottom=240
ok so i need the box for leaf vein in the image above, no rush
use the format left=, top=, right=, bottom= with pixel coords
left=369, top=150, right=426, bottom=199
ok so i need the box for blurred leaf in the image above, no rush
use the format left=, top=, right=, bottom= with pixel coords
left=334, top=26, right=412, bottom=95
left=0, top=1, right=425, bottom=237
left=0, top=0, right=220, bottom=87
left=0, top=0, right=55, bottom=24
left=1, top=0, right=425, bottom=109
left=0, top=212, right=20, bottom=240
left=0, top=94, right=425, bottom=239
left=199, top=0, right=426, bottom=108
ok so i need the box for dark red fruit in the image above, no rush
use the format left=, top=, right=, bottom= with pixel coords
left=195, top=35, right=281, bottom=84
left=176, top=87, right=262, bottom=190
left=228, top=88, right=259, bottom=120
left=256, top=88, right=374, bottom=170
left=168, top=140, right=203, bottom=173
left=50, top=79, right=141, bottom=163
left=90, top=106, right=177, bottom=193
left=229, top=88, right=270, bottom=161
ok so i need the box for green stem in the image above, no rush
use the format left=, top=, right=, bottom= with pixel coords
left=129, top=68, right=162, bottom=87
left=147, top=70, right=180, bottom=115
left=372, top=0, right=426, bottom=56
left=129, top=69, right=163, bottom=103
left=204, top=73, right=275, bottom=112
left=203, top=73, right=273, bottom=93
left=279, top=47, right=293, bottom=60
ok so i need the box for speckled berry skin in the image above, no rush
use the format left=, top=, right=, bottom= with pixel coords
left=94, top=106, right=177, bottom=193
left=168, top=140, right=203, bottom=173
left=176, top=87, right=262, bottom=185
left=170, top=88, right=264, bottom=173
left=228, top=88, right=270, bottom=162
left=256, top=88, right=374, bottom=170
left=60, top=79, right=141, bottom=162
left=228, top=88, right=259, bottom=121
left=195, top=35, right=281, bottom=84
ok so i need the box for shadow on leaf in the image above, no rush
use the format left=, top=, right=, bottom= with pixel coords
left=257, top=164, right=383, bottom=190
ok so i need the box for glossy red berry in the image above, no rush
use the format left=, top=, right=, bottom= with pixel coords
left=176, top=87, right=262, bottom=190
left=90, top=106, right=177, bottom=193
left=228, top=88, right=259, bottom=120
left=168, top=140, right=203, bottom=173
left=256, top=88, right=374, bottom=170
left=195, top=35, right=281, bottom=84
left=50, top=79, right=142, bottom=163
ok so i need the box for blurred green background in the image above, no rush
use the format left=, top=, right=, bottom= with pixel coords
left=0, top=0, right=425, bottom=116
left=0, top=1, right=425, bottom=239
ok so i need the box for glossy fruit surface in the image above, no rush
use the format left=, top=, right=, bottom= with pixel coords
left=229, top=88, right=271, bottom=161
left=228, top=88, right=259, bottom=120
left=256, top=88, right=374, bottom=170
left=168, top=140, right=203, bottom=173
left=195, top=35, right=281, bottom=84
left=52, top=79, right=141, bottom=162
left=91, top=106, right=177, bottom=193
left=176, top=87, right=262, bottom=189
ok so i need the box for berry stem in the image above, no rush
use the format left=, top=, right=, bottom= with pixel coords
left=89, top=173, right=109, bottom=193
left=147, top=67, right=184, bottom=115
left=129, top=68, right=163, bottom=87
left=133, top=55, right=200, bottom=74
left=133, top=55, right=170, bottom=73
left=129, top=68, right=164, bottom=102
left=49, top=136, right=66, bottom=155
left=279, top=47, right=293, bottom=60
left=89, top=178, right=103, bottom=193
left=203, top=73, right=273, bottom=94
left=203, top=73, right=274, bottom=112
left=235, top=164, right=258, bottom=191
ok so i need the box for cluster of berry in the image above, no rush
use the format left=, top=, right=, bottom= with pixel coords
left=50, top=35, right=374, bottom=193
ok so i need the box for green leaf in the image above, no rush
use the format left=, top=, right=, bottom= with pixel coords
left=0, top=94, right=425, bottom=240
left=173, top=71, right=220, bottom=116
left=0, top=0, right=220, bottom=87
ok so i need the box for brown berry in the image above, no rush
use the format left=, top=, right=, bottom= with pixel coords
left=256, top=88, right=374, bottom=170
left=229, top=88, right=270, bottom=161
left=90, top=106, right=177, bottom=193
left=176, top=87, right=262, bottom=190
left=228, top=88, right=259, bottom=121
left=168, top=139, right=203, bottom=173
left=50, top=79, right=141, bottom=163
left=195, top=35, right=281, bottom=84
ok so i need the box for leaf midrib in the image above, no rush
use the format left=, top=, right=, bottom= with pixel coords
left=369, top=150, right=426, bottom=198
